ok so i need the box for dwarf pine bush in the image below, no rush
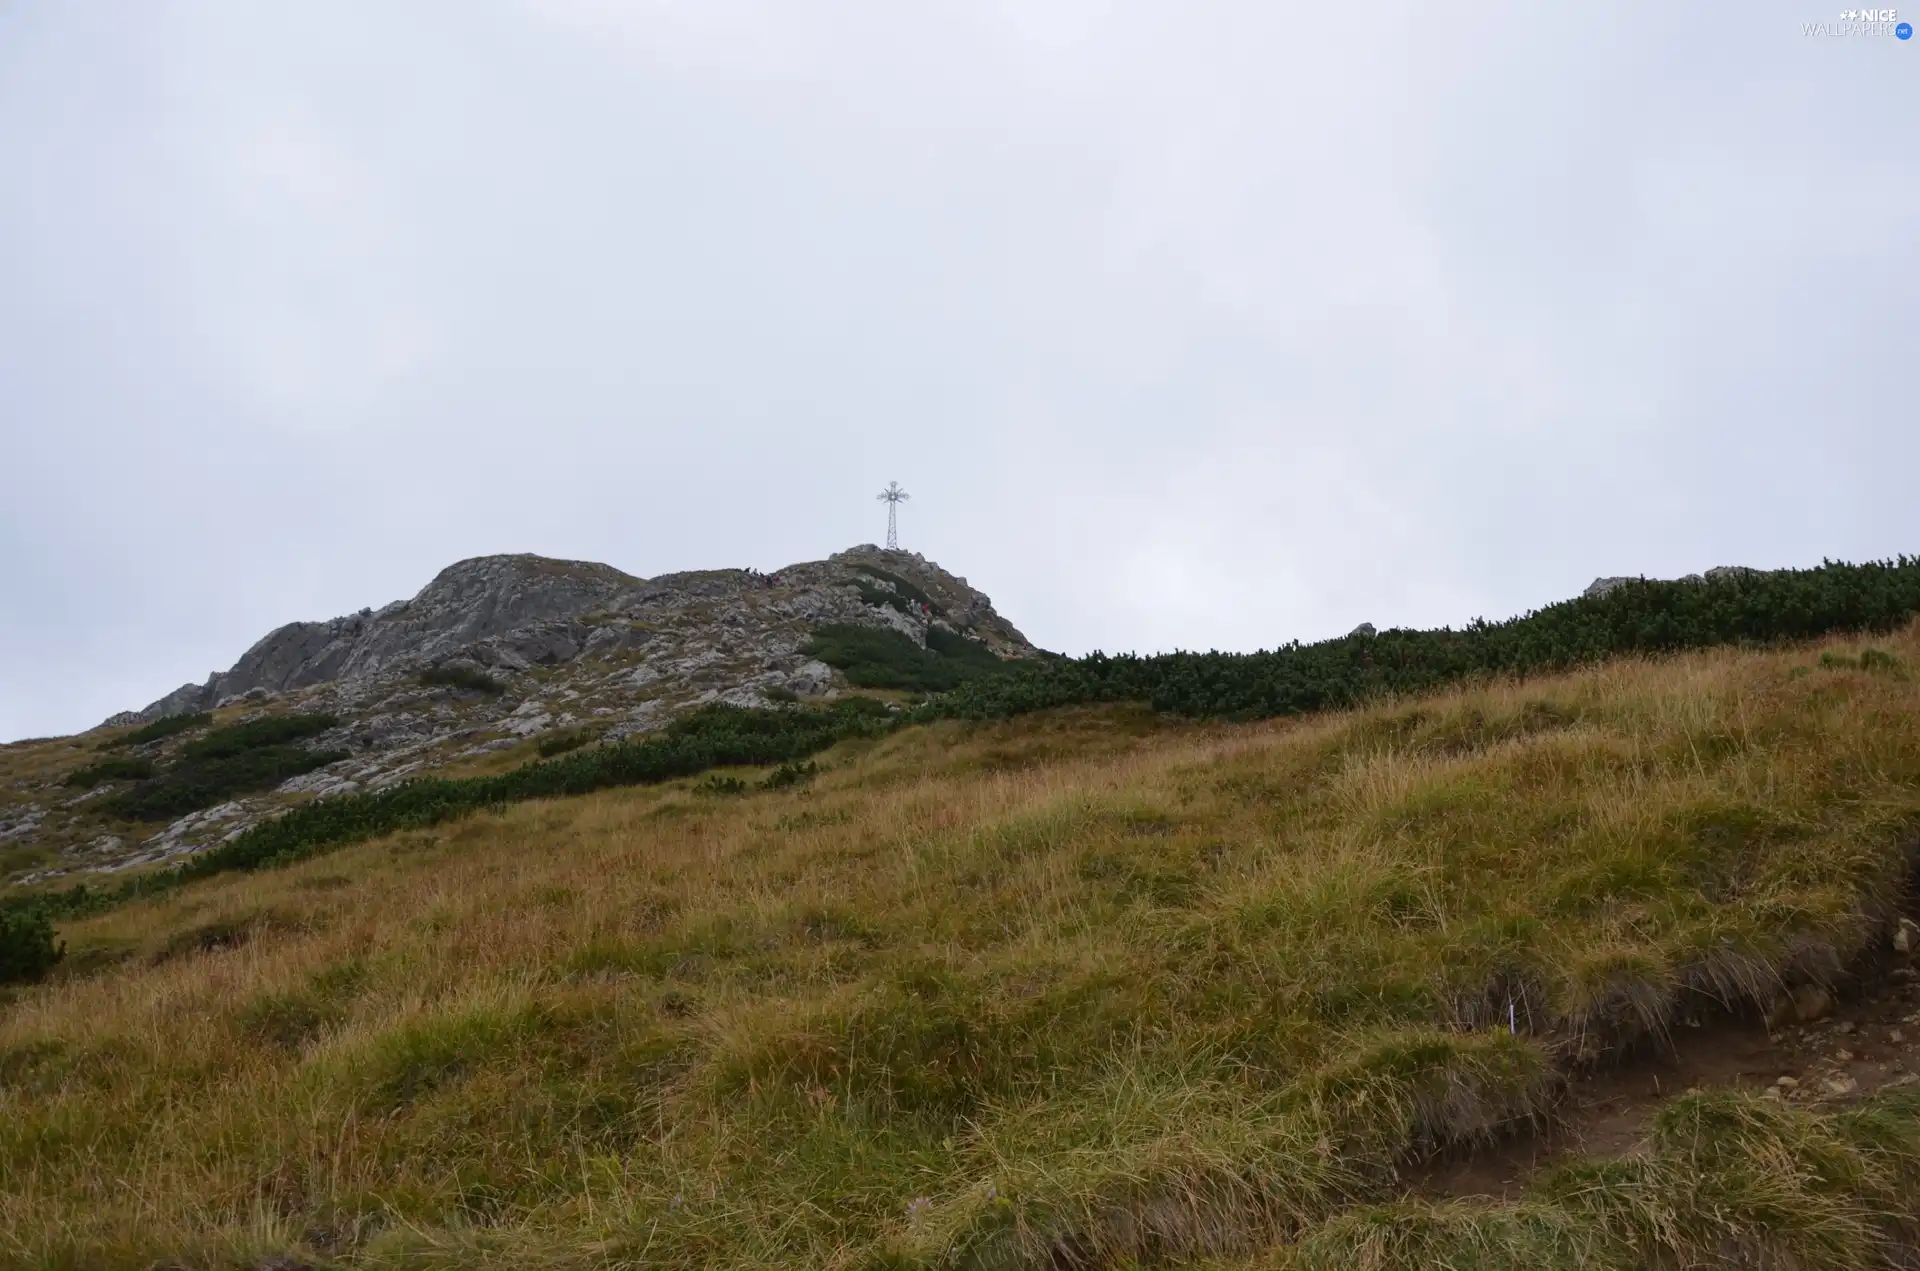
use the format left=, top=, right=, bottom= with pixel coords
left=0, top=905, right=62, bottom=985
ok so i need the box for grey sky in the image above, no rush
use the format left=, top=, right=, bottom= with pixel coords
left=2, top=2, right=1914, bottom=741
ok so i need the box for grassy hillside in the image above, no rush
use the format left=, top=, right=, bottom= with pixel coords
left=21, top=557, right=1920, bottom=926
left=4, top=627, right=1920, bottom=1268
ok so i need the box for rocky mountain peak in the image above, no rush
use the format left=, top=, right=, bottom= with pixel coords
left=411, top=553, right=640, bottom=614
left=128, top=553, right=645, bottom=721
left=127, top=548, right=1028, bottom=725
left=24, top=547, right=1035, bottom=880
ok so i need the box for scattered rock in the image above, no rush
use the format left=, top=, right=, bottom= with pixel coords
left=1822, top=1074, right=1859, bottom=1097
left=455, top=738, right=522, bottom=759
left=1772, top=986, right=1833, bottom=1027
left=1793, top=984, right=1835, bottom=1023
left=1775, top=1075, right=1799, bottom=1090
left=504, top=710, right=554, bottom=738
left=0, top=804, right=47, bottom=844
left=275, top=766, right=357, bottom=798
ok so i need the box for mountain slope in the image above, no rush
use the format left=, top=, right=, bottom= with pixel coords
left=4, top=625, right=1919, bottom=1269
left=2, top=547, right=1034, bottom=881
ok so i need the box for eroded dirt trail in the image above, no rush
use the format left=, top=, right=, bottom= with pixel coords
left=1417, top=957, right=1920, bottom=1201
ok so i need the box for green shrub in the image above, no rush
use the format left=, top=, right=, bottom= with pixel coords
left=852, top=579, right=916, bottom=617
left=63, top=756, right=155, bottom=788
left=926, top=625, right=1004, bottom=671
left=104, top=712, right=211, bottom=749
left=804, top=623, right=1005, bottom=693
left=181, top=714, right=338, bottom=760
left=538, top=729, right=595, bottom=758
left=803, top=624, right=928, bottom=689
left=696, top=775, right=749, bottom=797
left=760, top=760, right=819, bottom=790
left=90, top=713, right=352, bottom=821
left=924, top=556, right=1920, bottom=723
left=0, top=906, right=63, bottom=985
left=420, top=665, right=506, bottom=695
left=852, top=565, right=946, bottom=617
left=1861, top=647, right=1904, bottom=674
left=104, top=745, right=351, bottom=821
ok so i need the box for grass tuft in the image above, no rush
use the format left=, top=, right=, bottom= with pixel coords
left=536, top=729, right=595, bottom=758
left=1296, top=1089, right=1920, bottom=1271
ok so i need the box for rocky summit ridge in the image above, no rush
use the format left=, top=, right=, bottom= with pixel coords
left=4, top=547, right=1033, bottom=883
left=4, top=553, right=1779, bottom=888
left=123, top=547, right=1033, bottom=727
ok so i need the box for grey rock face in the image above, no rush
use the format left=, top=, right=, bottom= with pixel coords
left=24, top=546, right=1041, bottom=879
left=1584, top=576, right=1640, bottom=598
left=121, top=550, right=1036, bottom=731
left=130, top=555, right=641, bottom=720
left=1349, top=623, right=1377, bottom=638
left=0, top=804, right=46, bottom=844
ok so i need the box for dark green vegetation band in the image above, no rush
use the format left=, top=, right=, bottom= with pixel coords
left=850, top=563, right=947, bottom=617
left=9, top=556, right=1918, bottom=925
left=102, top=711, right=210, bottom=749
left=922, top=557, right=1920, bottom=721
left=62, top=756, right=155, bottom=789
left=102, top=713, right=346, bottom=822
left=804, top=622, right=1007, bottom=692
left=178, top=712, right=339, bottom=760
left=12, top=698, right=898, bottom=923
left=419, top=664, right=506, bottom=695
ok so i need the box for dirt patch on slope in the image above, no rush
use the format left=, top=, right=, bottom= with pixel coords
left=1416, top=955, right=1920, bottom=1200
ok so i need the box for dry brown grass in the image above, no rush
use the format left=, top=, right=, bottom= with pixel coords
left=4, top=630, right=1920, bottom=1269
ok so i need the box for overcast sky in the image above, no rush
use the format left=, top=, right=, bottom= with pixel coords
left=2, top=2, right=1914, bottom=740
